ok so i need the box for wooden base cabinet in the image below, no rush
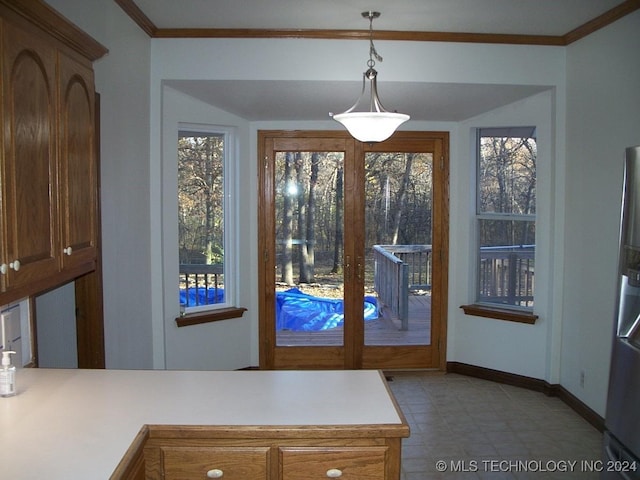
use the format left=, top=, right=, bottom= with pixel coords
left=280, top=447, right=388, bottom=479
left=162, top=447, right=270, bottom=479
left=137, top=424, right=408, bottom=480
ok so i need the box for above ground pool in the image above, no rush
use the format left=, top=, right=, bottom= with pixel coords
left=276, top=287, right=377, bottom=332
left=180, top=287, right=224, bottom=306
left=179, top=287, right=377, bottom=332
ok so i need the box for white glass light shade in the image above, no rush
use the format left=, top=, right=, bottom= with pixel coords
left=332, top=111, right=410, bottom=143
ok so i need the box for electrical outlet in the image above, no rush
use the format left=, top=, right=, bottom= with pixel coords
left=580, top=370, right=585, bottom=388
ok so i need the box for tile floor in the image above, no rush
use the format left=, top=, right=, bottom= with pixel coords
left=387, top=372, right=603, bottom=479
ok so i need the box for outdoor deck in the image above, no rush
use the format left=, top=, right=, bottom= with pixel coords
left=276, top=293, right=431, bottom=346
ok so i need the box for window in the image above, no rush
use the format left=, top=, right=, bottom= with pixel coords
left=177, top=125, right=236, bottom=316
left=475, top=127, right=536, bottom=311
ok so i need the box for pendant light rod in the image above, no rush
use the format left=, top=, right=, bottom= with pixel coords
left=363, top=11, right=382, bottom=67
left=330, top=11, right=410, bottom=143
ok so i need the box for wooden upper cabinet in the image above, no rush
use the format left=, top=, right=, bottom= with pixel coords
left=1, top=21, right=59, bottom=291
left=0, top=1, right=107, bottom=304
left=58, top=53, right=97, bottom=270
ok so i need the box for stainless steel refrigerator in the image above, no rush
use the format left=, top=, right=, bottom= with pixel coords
left=604, top=145, right=640, bottom=479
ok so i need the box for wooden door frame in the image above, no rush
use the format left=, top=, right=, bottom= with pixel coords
left=258, top=130, right=449, bottom=370
left=360, top=134, right=449, bottom=369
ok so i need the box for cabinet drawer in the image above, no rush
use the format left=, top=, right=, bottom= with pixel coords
left=161, top=446, right=269, bottom=479
left=280, top=446, right=387, bottom=479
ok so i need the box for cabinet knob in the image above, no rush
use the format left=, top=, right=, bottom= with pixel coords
left=63, top=246, right=73, bottom=256
left=206, top=469, right=224, bottom=478
left=9, top=260, right=20, bottom=271
left=0, top=264, right=6, bottom=274
left=326, top=469, right=343, bottom=478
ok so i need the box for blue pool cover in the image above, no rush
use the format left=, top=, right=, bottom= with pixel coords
left=180, top=287, right=224, bottom=306
left=179, top=286, right=378, bottom=332
left=276, top=287, right=378, bottom=332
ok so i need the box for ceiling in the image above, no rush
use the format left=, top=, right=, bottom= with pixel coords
left=132, top=0, right=626, bottom=36
left=126, top=0, right=633, bottom=122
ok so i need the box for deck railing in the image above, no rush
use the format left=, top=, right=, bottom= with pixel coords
left=374, top=243, right=534, bottom=328
left=373, top=245, right=432, bottom=330
left=179, top=263, right=224, bottom=307
left=380, top=244, right=433, bottom=291
left=478, top=245, right=534, bottom=307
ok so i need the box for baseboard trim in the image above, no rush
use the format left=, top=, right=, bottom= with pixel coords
left=446, top=361, right=604, bottom=432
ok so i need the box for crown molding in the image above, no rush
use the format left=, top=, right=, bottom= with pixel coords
left=115, top=0, right=640, bottom=46
left=152, top=27, right=566, bottom=46
left=114, top=0, right=156, bottom=37
left=563, top=0, right=640, bottom=44
left=0, top=0, right=108, bottom=60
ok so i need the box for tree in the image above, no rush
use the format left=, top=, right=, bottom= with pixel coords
left=331, top=162, right=344, bottom=274
left=390, top=153, right=414, bottom=245
left=303, top=152, right=319, bottom=282
left=178, top=134, right=224, bottom=265
left=364, top=152, right=432, bottom=247
left=479, top=135, right=536, bottom=246
left=280, top=152, right=294, bottom=284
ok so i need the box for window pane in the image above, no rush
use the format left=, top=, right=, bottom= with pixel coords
left=478, top=219, right=535, bottom=308
left=477, top=128, right=536, bottom=310
left=478, top=133, right=536, bottom=215
left=178, top=133, right=225, bottom=309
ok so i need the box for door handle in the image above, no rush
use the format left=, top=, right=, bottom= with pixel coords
left=344, top=255, right=352, bottom=281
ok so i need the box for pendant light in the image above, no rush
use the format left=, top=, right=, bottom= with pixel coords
left=330, top=11, right=409, bottom=143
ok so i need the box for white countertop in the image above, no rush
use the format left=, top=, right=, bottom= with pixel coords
left=0, top=368, right=404, bottom=479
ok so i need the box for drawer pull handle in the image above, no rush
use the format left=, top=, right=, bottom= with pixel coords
left=326, top=468, right=343, bottom=478
left=206, top=469, right=224, bottom=478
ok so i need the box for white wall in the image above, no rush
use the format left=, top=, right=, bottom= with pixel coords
left=44, top=0, right=153, bottom=369
left=562, top=11, right=640, bottom=415
left=41, top=3, right=640, bottom=417
left=160, top=86, right=253, bottom=370
left=35, top=283, right=77, bottom=368
left=150, top=37, right=565, bottom=371
left=448, top=90, right=561, bottom=382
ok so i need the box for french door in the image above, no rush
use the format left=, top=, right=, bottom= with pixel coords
left=258, top=131, right=448, bottom=370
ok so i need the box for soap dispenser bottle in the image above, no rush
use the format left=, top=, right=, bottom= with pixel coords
left=0, top=350, right=16, bottom=397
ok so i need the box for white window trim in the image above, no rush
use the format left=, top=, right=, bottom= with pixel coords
left=473, top=126, right=537, bottom=313
left=178, top=123, right=238, bottom=314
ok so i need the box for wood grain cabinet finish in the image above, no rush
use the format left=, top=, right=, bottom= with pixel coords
left=1, top=20, right=59, bottom=292
left=0, top=2, right=106, bottom=305
left=280, top=446, right=387, bottom=479
left=155, top=444, right=388, bottom=480
left=58, top=52, right=98, bottom=271
left=136, top=424, right=406, bottom=480
left=162, top=446, right=270, bottom=479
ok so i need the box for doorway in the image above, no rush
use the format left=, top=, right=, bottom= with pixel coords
left=258, top=131, right=448, bottom=370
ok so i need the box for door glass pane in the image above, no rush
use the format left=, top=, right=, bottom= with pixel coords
left=365, top=152, right=433, bottom=346
left=275, top=151, right=345, bottom=347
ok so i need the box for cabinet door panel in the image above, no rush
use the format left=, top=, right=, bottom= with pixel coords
left=280, top=446, right=387, bottom=479
left=162, top=446, right=269, bottom=480
left=2, top=23, right=59, bottom=288
left=58, top=53, right=97, bottom=270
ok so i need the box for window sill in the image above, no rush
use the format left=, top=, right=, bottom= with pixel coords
left=460, top=304, right=538, bottom=324
left=175, top=306, right=247, bottom=328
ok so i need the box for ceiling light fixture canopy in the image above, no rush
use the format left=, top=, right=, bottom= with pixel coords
left=330, top=11, right=409, bottom=143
